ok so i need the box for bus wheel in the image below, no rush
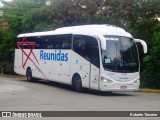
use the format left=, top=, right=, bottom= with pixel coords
left=72, top=75, right=83, bottom=92
left=26, top=68, right=36, bottom=82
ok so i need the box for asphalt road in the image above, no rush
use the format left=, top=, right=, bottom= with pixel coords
left=0, top=76, right=159, bottom=120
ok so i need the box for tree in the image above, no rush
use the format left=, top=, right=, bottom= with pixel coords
left=0, top=0, right=46, bottom=73
left=142, top=23, right=160, bottom=88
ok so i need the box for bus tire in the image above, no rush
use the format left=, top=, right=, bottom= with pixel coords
left=26, top=68, right=37, bottom=82
left=72, top=74, right=83, bottom=92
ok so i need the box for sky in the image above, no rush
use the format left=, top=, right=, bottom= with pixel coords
left=0, top=2, right=3, bottom=7
left=0, top=0, right=12, bottom=7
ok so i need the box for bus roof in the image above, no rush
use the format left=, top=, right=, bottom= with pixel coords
left=17, top=24, right=133, bottom=38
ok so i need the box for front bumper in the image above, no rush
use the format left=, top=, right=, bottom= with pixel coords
left=99, top=82, right=140, bottom=92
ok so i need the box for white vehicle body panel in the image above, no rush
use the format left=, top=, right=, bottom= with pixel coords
left=14, top=24, right=144, bottom=92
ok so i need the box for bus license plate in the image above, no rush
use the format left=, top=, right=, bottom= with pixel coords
left=120, top=86, right=127, bottom=89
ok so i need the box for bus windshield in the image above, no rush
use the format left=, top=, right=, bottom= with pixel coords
left=102, top=36, right=139, bottom=73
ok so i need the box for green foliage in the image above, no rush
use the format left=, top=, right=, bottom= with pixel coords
left=0, top=0, right=47, bottom=73
left=0, top=28, right=15, bottom=59
left=142, top=24, right=160, bottom=88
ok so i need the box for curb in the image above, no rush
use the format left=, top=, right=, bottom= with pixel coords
left=0, top=74, right=26, bottom=79
left=138, top=89, right=160, bottom=94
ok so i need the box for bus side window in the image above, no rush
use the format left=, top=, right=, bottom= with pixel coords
left=16, top=37, right=22, bottom=49
left=54, top=35, right=62, bottom=49
left=73, top=35, right=90, bottom=61
left=47, top=36, right=54, bottom=49
left=33, top=36, right=41, bottom=49
left=40, top=36, right=55, bottom=49
left=56, top=34, right=72, bottom=49
left=24, top=37, right=35, bottom=49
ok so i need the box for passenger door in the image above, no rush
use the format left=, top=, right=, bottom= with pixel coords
left=72, top=35, right=100, bottom=89
left=89, top=38, right=100, bottom=90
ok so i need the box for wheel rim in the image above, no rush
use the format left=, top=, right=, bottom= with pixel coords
left=76, top=80, right=81, bottom=89
left=74, top=77, right=82, bottom=91
left=27, top=69, right=32, bottom=81
left=27, top=73, right=31, bottom=80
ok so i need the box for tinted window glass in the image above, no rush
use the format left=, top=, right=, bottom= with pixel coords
left=34, top=36, right=42, bottom=49
left=41, top=36, right=55, bottom=49
left=16, top=34, right=72, bottom=49
left=16, top=37, right=38, bottom=49
left=73, top=35, right=90, bottom=61
left=55, top=34, right=72, bottom=49
left=73, top=35, right=100, bottom=67
left=90, top=39, right=100, bottom=68
left=16, top=38, right=22, bottom=49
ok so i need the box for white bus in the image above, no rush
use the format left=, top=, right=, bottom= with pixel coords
left=14, top=24, right=147, bottom=92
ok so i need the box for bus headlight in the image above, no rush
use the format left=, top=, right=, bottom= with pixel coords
left=101, top=76, right=113, bottom=83
left=134, top=79, right=140, bottom=83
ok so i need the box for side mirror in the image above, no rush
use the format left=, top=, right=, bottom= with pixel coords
left=99, top=36, right=106, bottom=50
left=134, top=39, right=148, bottom=54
